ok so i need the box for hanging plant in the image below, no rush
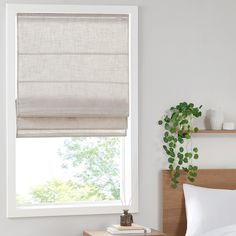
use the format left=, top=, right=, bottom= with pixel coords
left=158, top=102, right=202, bottom=188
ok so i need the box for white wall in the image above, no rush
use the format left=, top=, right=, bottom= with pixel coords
left=1, top=0, right=236, bottom=235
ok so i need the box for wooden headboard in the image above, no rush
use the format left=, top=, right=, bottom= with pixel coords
left=162, top=169, right=236, bottom=236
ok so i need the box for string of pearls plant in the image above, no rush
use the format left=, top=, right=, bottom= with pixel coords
left=158, top=102, right=202, bottom=188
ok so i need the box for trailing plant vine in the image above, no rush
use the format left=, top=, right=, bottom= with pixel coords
left=158, top=102, right=202, bottom=188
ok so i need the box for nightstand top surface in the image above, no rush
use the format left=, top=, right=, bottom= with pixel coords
left=83, top=229, right=165, bottom=236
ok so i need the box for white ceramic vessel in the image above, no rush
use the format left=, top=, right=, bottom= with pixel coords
left=208, top=109, right=224, bottom=130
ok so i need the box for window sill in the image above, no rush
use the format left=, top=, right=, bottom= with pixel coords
left=7, top=201, right=138, bottom=218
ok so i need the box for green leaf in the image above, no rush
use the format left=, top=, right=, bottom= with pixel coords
left=188, top=165, right=193, bottom=171
left=158, top=120, right=163, bottom=125
left=194, top=127, right=199, bottom=133
left=192, top=108, right=199, bottom=116
left=165, top=123, right=170, bottom=130
left=177, top=153, right=184, bottom=159
left=170, top=127, right=176, bottom=133
left=179, top=147, right=184, bottom=153
left=188, top=176, right=195, bottom=182
left=188, top=153, right=193, bottom=158
left=180, top=119, right=188, bottom=125
left=170, top=152, right=175, bottom=158
left=169, top=142, right=174, bottom=148
left=190, top=172, right=197, bottom=177
left=193, top=147, right=198, bottom=153
left=193, top=166, right=198, bottom=171
left=164, top=116, right=170, bottom=122
left=176, top=165, right=180, bottom=170
left=168, top=158, right=174, bottom=163
left=163, top=137, right=168, bottom=143
left=171, top=112, right=178, bottom=120
left=174, top=172, right=180, bottom=178
left=194, top=154, right=199, bottom=159
left=178, top=130, right=183, bottom=136
left=178, top=137, right=184, bottom=144
left=169, top=165, right=173, bottom=170
left=185, top=134, right=191, bottom=139
left=163, top=145, right=167, bottom=151
left=171, top=177, right=179, bottom=184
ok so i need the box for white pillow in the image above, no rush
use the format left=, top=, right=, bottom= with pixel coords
left=183, top=184, right=236, bottom=236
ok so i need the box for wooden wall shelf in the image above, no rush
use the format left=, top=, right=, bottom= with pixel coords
left=197, top=130, right=236, bottom=134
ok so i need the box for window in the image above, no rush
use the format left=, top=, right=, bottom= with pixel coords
left=6, top=4, right=138, bottom=217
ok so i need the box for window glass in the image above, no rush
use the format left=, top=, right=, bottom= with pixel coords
left=16, top=137, right=122, bottom=205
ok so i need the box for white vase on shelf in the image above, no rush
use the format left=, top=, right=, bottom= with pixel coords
left=208, top=109, right=224, bottom=130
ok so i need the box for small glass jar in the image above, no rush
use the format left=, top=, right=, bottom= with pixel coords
left=120, top=209, right=133, bottom=226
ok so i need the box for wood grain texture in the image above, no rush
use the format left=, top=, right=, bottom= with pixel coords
left=162, top=169, right=236, bottom=236
left=197, top=130, right=236, bottom=134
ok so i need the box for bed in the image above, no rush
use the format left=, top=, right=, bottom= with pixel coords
left=162, top=169, right=236, bottom=236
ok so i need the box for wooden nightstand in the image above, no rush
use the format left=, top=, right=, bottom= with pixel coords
left=83, top=229, right=166, bottom=236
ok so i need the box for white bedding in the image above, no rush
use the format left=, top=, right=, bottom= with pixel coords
left=183, top=184, right=236, bottom=236
left=202, top=224, right=236, bottom=236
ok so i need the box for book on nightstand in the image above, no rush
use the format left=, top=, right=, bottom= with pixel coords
left=107, top=224, right=151, bottom=234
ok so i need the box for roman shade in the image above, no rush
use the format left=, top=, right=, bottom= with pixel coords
left=16, top=13, right=129, bottom=137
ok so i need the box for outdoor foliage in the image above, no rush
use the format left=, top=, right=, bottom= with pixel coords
left=30, top=179, right=83, bottom=203
left=58, top=137, right=121, bottom=201
left=17, top=137, right=121, bottom=205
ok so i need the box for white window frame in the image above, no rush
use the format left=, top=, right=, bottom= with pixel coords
left=6, top=4, right=138, bottom=218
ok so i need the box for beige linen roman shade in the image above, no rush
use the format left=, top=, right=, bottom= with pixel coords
left=16, top=13, right=129, bottom=137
